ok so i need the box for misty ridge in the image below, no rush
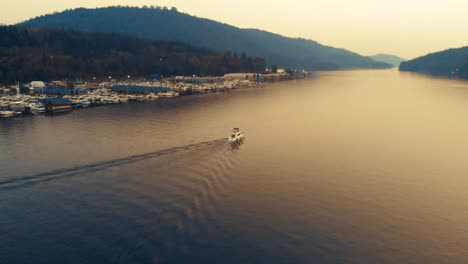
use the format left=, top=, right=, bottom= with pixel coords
left=368, top=54, right=405, bottom=67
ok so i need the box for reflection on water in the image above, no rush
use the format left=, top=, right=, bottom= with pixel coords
left=0, top=138, right=227, bottom=191
left=229, top=139, right=245, bottom=151
left=2, top=70, right=468, bottom=263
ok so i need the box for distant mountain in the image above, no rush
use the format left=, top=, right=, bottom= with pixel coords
left=369, top=54, right=404, bottom=67
left=0, top=25, right=265, bottom=84
left=399, top=46, right=468, bottom=79
left=20, top=6, right=392, bottom=70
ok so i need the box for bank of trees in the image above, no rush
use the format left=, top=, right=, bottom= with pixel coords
left=0, top=26, right=266, bottom=84
left=399, top=46, right=468, bottom=79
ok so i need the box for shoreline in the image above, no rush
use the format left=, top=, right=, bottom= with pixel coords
left=0, top=74, right=307, bottom=118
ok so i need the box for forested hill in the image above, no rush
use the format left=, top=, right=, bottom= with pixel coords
left=0, top=26, right=266, bottom=84
left=399, top=46, right=468, bottom=79
left=20, top=6, right=392, bottom=70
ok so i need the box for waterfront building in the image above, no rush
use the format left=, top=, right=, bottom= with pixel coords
left=39, top=97, right=73, bottom=114
left=175, top=76, right=224, bottom=84
left=224, top=73, right=258, bottom=81
left=33, top=88, right=87, bottom=96
left=110, top=85, right=170, bottom=94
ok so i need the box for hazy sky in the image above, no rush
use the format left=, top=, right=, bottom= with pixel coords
left=2, top=0, right=468, bottom=59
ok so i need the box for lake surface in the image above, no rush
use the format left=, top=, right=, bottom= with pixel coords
left=2, top=70, right=468, bottom=263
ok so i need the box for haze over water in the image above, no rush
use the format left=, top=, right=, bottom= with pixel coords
left=2, top=70, right=468, bottom=263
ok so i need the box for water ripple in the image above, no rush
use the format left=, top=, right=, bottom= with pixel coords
left=0, top=138, right=226, bottom=190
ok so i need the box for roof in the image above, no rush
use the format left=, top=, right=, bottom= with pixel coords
left=224, top=73, right=256, bottom=76
left=39, top=97, right=72, bottom=105
left=33, top=88, right=87, bottom=95
left=30, top=81, right=46, bottom=88
left=110, top=85, right=170, bottom=93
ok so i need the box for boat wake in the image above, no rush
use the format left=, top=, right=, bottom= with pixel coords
left=123, top=138, right=243, bottom=258
left=0, top=138, right=227, bottom=190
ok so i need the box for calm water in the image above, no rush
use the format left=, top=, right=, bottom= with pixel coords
left=2, top=70, right=468, bottom=263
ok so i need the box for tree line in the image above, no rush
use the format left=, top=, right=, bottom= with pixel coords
left=0, top=26, right=266, bottom=84
left=399, top=46, right=468, bottom=80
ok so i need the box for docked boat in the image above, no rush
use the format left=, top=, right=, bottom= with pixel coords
left=48, top=104, right=72, bottom=113
left=0, top=110, right=16, bottom=118
left=80, top=100, right=91, bottom=108
left=0, top=101, right=9, bottom=108
left=228, top=128, right=245, bottom=142
left=29, top=102, right=46, bottom=114
left=9, top=101, right=26, bottom=113
left=158, top=91, right=179, bottom=97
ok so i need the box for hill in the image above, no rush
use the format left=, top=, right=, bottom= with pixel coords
left=20, top=6, right=392, bottom=70
left=399, top=46, right=468, bottom=79
left=369, top=54, right=404, bottom=67
left=0, top=25, right=266, bottom=84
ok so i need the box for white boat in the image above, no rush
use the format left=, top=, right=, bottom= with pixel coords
left=145, top=93, right=159, bottom=101
left=29, top=102, right=46, bottom=114
left=0, top=110, right=16, bottom=117
left=158, top=91, right=179, bottom=97
left=9, top=101, right=25, bottom=112
left=0, top=102, right=10, bottom=109
left=80, top=100, right=91, bottom=108
left=228, top=128, right=245, bottom=142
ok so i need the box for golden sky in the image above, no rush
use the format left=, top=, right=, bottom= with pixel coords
left=2, top=0, right=468, bottom=59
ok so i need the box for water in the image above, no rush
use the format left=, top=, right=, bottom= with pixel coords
left=2, top=70, right=468, bottom=263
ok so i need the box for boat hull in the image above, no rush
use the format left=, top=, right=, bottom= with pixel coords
left=47, top=105, right=73, bottom=114
left=0, top=111, right=16, bottom=117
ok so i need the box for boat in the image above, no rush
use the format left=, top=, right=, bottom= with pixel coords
left=0, top=110, right=16, bottom=118
left=9, top=101, right=26, bottom=112
left=158, top=91, right=179, bottom=98
left=47, top=104, right=72, bottom=114
left=228, top=128, right=245, bottom=142
left=29, top=102, right=46, bottom=114
left=0, top=101, right=9, bottom=108
left=80, top=100, right=91, bottom=108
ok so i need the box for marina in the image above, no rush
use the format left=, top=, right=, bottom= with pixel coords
left=0, top=71, right=306, bottom=118
left=0, top=77, right=264, bottom=117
